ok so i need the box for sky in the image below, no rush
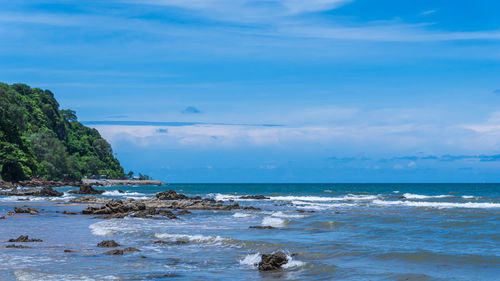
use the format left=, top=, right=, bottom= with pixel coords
left=1, top=0, right=500, bottom=182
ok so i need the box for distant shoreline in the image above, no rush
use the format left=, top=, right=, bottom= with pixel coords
left=82, top=179, right=165, bottom=186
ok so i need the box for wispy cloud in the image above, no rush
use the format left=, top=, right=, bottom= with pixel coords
left=420, top=10, right=436, bottom=16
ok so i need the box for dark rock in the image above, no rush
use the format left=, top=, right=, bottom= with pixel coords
left=249, top=226, right=276, bottom=229
left=104, top=249, right=124, bottom=255
left=97, top=240, right=120, bottom=248
left=118, top=190, right=124, bottom=193
left=242, top=206, right=261, bottom=211
left=177, top=209, right=192, bottom=215
left=240, top=195, right=269, bottom=200
left=153, top=240, right=188, bottom=245
left=0, top=216, right=5, bottom=219
left=64, top=249, right=73, bottom=253
left=132, top=208, right=178, bottom=219
left=14, top=207, right=39, bottom=215
left=8, top=235, right=42, bottom=242
left=68, top=185, right=105, bottom=195
left=38, top=187, right=64, bottom=197
left=6, top=244, right=30, bottom=248
left=297, top=209, right=315, bottom=213
left=62, top=210, right=77, bottom=215
left=124, top=247, right=140, bottom=252
left=70, top=196, right=109, bottom=204
left=156, top=190, right=188, bottom=200
left=258, top=252, right=288, bottom=271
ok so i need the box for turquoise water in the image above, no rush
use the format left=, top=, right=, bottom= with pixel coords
left=1, top=183, right=499, bottom=280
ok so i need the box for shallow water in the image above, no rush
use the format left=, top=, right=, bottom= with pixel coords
left=1, top=183, right=499, bottom=280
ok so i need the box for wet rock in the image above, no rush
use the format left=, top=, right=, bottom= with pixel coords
left=8, top=235, right=42, bottom=242
left=177, top=209, right=192, bottom=215
left=97, top=240, right=120, bottom=248
left=124, top=247, right=140, bottom=252
left=0, top=187, right=63, bottom=197
left=6, top=244, right=30, bottom=248
left=258, top=252, right=288, bottom=271
left=70, top=196, right=109, bottom=204
left=156, top=190, right=189, bottom=200
left=240, top=195, right=269, bottom=200
left=153, top=240, right=188, bottom=245
left=82, top=199, right=146, bottom=218
left=68, top=185, right=105, bottom=195
left=132, top=208, right=177, bottom=219
left=0, top=216, right=5, bottom=219
left=64, top=249, right=73, bottom=253
left=14, top=207, right=39, bottom=215
left=104, top=249, right=124, bottom=255
left=0, top=180, right=15, bottom=190
left=62, top=210, right=77, bottom=215
left=249, top=226, right=276, bottom=229
left=39, top=187, right=64, bottom=197
left=297, top=209, right=315, bottom=213
left=242, top=206, right=261, bottom=211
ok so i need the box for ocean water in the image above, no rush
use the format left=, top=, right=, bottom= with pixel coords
left=1, top=183, right=499, bottom=280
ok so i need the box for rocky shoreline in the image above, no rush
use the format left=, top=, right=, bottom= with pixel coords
left=0, top=186, right=289, bottom=272
left=0, top=178, right=165, bottom=191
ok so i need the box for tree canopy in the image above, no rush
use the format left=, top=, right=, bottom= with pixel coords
left=0, top=83, right=124, bottom=181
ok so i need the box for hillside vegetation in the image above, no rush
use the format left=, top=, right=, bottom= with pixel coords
left=0, top=83, right=124, bottom=181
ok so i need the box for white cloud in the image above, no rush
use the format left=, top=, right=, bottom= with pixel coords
left=420, top=10, right=436, bottom=16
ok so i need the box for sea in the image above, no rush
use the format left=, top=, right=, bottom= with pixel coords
left=1, top=183, right=499, bottom=280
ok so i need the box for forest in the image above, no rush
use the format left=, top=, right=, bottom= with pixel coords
left=0, top=83, right=124, bottom=181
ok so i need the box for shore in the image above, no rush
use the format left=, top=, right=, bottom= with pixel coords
left=82, top=179, right=165, bottom=186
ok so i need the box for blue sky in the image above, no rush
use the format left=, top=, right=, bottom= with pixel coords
left=2, top=0, right=500, bottom=182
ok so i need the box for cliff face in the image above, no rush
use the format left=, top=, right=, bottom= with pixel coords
left=0, top=83, right=124, bottom=181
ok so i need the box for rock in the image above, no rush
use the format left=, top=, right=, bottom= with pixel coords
left=64, top=249, right=73, bottom=252
left=242, top=206, right=261, bottom=211
left=297, top=209, right=315, bottom=213
left=62, top=210, right=77, bottom=215
left=38, top=187, right=64, bottom=197
left=97, top=240, right=120, bottom=248
left=118, top=190, right=124, bottom=193
left=240, top=195, right=269, bottom=200
left=153, top=240, right=188, bottom=245
left=104, top=249, right=124, bottom=255
left=123, top=247, right=140, bottom=252
left=68, top=185, right=105, bottom=195
left=249, top=226, right=276, bottom=229
left=70, top=196, right=109, bottom=204
left=156, top=190, right=189, bottom=200
left=177, top=210, right=192, bottom=215
left=0, top=216, right=5, bottom=219
left=8, top=235, right=42, bottom=242
left=14, top=207, right=39, bottom=215
left=82, top=199, right=147, bottom=218
left=5, top=244, right=30, bottom=248
left=258, top=252, right=288, bottom=271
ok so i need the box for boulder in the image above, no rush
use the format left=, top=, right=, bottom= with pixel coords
left=14, top=207, right=39, bottom=215
left=258, top=252, right=288, bottom=271
left=104, top=249, right=124, bottom=255
left=38, top=187, right=63, bottom=197
left=124, top=247, right=140, bottom=252
left=249, top=226, right=276, bottom=229
left=240, top=195, right=269, bottom=200
left=8, top=235, right=42, bottom=242
left=62, top=210, right=77, bottom=215
left=97, top=240, right=120, bottom=248
left=156, top=190, right=188, bottom=200
left=5, top=244, right=30, bottom=248
left=68, top=185, right=105, bottom=195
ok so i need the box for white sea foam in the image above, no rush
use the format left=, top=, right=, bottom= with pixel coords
left=154, top=233, right=227, bottom=244
left=233, top=212, right=253, bottom=218
left=103, top=191, right=144, bottom=196
left=372, top=199, right=500, bottom=209
left=262, top=217, right=287, bottom=227
left=282, top=254, right=306, bottom=269
left=239, top=253, right=261, bottom=267
left=271, top=194, right=377, bottom=202
left=462, top=195, right=475, bottom=199
left=89, top=222, right=115, bottom=236
left=402, top=193, right=451, bottom=199
left=271, top=211, right=306, bottom=219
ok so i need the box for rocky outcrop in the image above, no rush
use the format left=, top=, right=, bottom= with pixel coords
left=0, top=180, right=15, bottom=190
left=68, top=185, right=105, bottom=195
left=156, top=190, right=189, bottom=200
left=249, top=226, right=276, bottom=229
left=258, top=252, right=288, bottom=271
left=124, top=247, right=140, bottom=252
left=0, top=187, right=63, bottom=197
left=14, top=207, right=39, bottom=215
left=104, top=249, right=124, bottom=255
left=240, top=195, right=269, bottom=200
left=62, top=210, right=77, bottom=215
left=5, top=244, right=30, bottom=248
left=8, top=235, right=42, bottom=242
left=82, top=199, right=147, bottom=218
left=70, top=196, right=109, bottom=204
left=177, top=210, right=192, bottom=215
left=97, top=240, right=120, bottom=248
